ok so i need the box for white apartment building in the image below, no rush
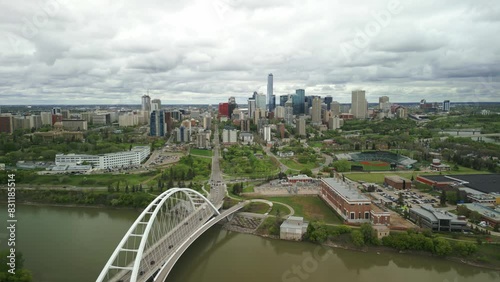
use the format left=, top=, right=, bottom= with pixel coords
left=55, top=146, right=150, bottom=170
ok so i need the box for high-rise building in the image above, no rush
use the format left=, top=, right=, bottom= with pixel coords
left=279, top=95, right=289, bottom=107
left=296, top=115, right=306, bottom=137
left=0, top=114, right=13, bottom=134
left=294, top=89, right=306, bottom=114
left=351, top=90, right=367, bottom=119
left=324, top=96, right=333, bottom=110
left=331, top=101, right=341, bottom=116
left=284, top=99, right=294, bottom=125
left=248, top=98, right=256, bottom=118
left=253, top=108, right=266, bottom=125
left=328, top=116, right=343, bottom=130
left=228, top=97, right=237, bottom=118
left=150, top=110, right=165, bottom=136
left=222, top=127, right=238, bottom=144
left=256, top=93, right=266, bottom=111
left=40, top=112, right=52, bottom=125
left=379, top=96, right=390, bottom=112
left=218, top=102, right=229, bottom=117
left=443, top=100, right=450, bottom=112
left=141, top=95, right=151, bottom=112
left=263, top=125, right=272, bottom=142
left=267, top=74, right=274, bottom=112
left=151, top=99, right=161, bottom=111
left=311, top=96, right=322, bottom=125
left=275, top=106, right=285, bottom=119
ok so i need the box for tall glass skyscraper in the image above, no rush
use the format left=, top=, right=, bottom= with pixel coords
left=293, top=89, right=305, bottom=115
left=267, top=74, right=274, bottom=112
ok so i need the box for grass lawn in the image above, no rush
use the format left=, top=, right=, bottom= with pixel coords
left=351, top=161, right=391, bottom=171
left=243, top=202, right=271, bottom=214
left=23, top=172, right=158, bottom=187
left=308, top=141, right=323, bottom=148
left=260, top=196, right=343, bottom=224
left=280, top=158, right=318, bottom=171
left=190, top=148, right=213, bottom=157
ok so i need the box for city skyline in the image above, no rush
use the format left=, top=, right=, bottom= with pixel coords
left=1, top=0, right=499, bottom=105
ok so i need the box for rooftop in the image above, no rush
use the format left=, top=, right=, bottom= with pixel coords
left=462, top=203, right=500, bottom=221
left=411, top=204, right=465, bottom=223
left=322, top=178, right=370, bottom=202
left=420, top=174, right=500, bottom=194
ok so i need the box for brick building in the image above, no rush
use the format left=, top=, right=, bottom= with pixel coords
left=320, top=177, right=371, bottom=223
left=384, top=175, right=412, bottom=190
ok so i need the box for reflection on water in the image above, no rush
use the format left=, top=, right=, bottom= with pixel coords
left=0, top=204, right=498, bottom=282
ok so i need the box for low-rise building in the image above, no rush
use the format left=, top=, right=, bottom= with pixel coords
left=240, top=132, right=254, bottom=145
left=287, top=174, right=314, bottom=183
left=62, top=120, right=88, bottom=131
left=372, top=225, right=390, bottom=239
left=55, top=146, right=150, bottom=170
left=409, top=204, right=467, bottom=231
left=384, top=175, right=411, bottom=190
left=280, top=216, right=308, bottom=241
left=461, top=203, right=500, bottom=228
left=320, top=177, right=371, bottom=223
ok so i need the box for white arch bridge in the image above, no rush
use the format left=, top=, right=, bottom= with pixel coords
left=96, top=188, right=246, bottom=282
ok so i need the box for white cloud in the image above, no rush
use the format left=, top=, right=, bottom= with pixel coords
left=0, top=0, right=498, bottom=104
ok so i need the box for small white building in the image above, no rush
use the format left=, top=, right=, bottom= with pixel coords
left=240, top=132, right=254, bottom=145
left=280, top=216, right=308, bottom=241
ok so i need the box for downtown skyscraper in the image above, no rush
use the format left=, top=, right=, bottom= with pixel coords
left=267, top=73, right=275, bottom=112
left=351, top=90, right=367, bottom=119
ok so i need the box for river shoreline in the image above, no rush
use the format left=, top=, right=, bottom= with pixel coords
left=244, top=228, right=500, bottom=271
left=3, top=201, right=499, bottom=271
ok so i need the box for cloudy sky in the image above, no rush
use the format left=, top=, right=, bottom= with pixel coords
left=1, top=0, right=499, bottom=105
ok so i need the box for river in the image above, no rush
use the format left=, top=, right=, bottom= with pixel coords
left=0, top=204, right=498, bottom=282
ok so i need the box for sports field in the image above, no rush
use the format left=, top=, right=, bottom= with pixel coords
left=351, top=160, right=391, bottom=171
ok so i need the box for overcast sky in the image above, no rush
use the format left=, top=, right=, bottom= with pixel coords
left=1, top=0, right=499, bottom=105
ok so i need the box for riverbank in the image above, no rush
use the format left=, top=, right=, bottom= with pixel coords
left=221, top=213, right=500, bottom=272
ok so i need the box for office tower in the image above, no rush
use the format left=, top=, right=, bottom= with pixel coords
left=218, top=102, right=229, bottom=117
left=228, top=96, right=237, bottom=118
left=284, top=99, right=294, bottom=125
left=351, top=90, right=367, bottom=119
left=151, top=99, right=161, bottom=111
left=296, top=115, right=306, bottom=137
left=331, top=101, right=341, bottom=116
left=443, top=100, right=450, bottom=112
left=311, top=96, right=322, bottom=125
left=379, top=96, right=390, bottom=112
left=275, top=106, right=285, bottom=119
left=150, top=110, right=165, bottom=136
left=267, top=74, right=274, bottom=112
left=141, top=95, right=151, bottom=112
left=279, top=95, right=289, bottom=107
left=324, top=96, right=333, bottom=110
left=248, top=98, right=256, bottom=118
left=271, top=95, right=276, bottom=113
left=256, top=93, right=266, bottom=111
left=292, top=89, right=305, bottom=115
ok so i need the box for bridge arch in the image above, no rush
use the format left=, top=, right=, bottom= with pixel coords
left=97, top=188, right=220, bottom=282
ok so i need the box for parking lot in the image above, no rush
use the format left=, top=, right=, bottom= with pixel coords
left=369, top=184, right=439, bottom=208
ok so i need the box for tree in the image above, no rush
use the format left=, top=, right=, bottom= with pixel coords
left=469, top=211, right=481, bottom=223
left=351, top=230, right=365, bottom=247
left=398, top=193, right=404, bottom=206
left=0, top=250, right=33, bottom=282
left=433, top=238, right=452, bottom=256
left=299, top=168, right=313, bottom=177
left=359, top=223, right=379, bottom=245
left=332, top=160, right=351, bottom=172
left=439, top=190, right=447, bottom=206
